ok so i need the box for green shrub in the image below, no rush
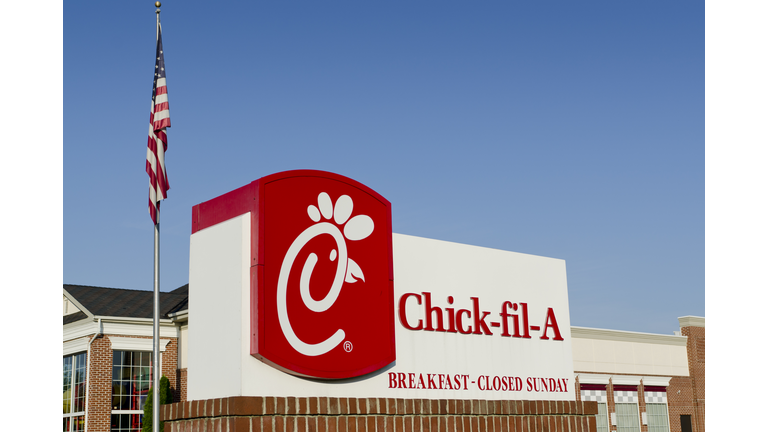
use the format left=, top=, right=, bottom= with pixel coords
left=142, top=375, right=173, bottom=432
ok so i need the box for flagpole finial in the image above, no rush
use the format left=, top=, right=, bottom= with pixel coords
left=155, top=1, right=161, bottom=7
left=155, top=1, right=161, bottom=13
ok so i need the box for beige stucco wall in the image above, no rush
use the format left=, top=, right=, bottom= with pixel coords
left=571, top=326, right=689, bottom=376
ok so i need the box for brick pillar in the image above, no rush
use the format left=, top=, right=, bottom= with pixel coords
left=162, top=338, right=179, bottom=400
left=638, top=381, right=646, bottom=432
left=606, top=378, right=615, bottom=431
left=85, top=334, right=181, bottom=430
left=666, top=376, right=694, bottom=432
left=176, top=368, right=188, bottom=402
left=86, top=334, right=112, bottom=432
left=680, top=318, right=704, bottom=432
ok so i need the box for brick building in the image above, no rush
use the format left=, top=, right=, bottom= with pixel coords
left=63, top=284, right=189, bottom=432
left=571, top=318, right=705, bottom=432
left=63, top=284, right=703, bottom=432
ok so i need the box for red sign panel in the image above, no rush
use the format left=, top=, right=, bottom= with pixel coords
left=192, top=170, right=396, bottom=379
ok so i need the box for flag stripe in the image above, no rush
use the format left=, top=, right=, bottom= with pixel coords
left=153, top=118, right=171, bottom=131
left=146, top=22, right=170, bottom=224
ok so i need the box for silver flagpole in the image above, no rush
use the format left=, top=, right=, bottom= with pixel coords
left=153, top=6, right=162, bottom=432
left=153, top=214, right=160, bottom=432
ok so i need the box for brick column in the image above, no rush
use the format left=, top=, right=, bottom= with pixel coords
left=176, top=368, right=188, bottom=403
left=86, top=334, right=112, bottom=432
left=162, top=338, right=179, bottom=400
left=86, top=334, right=181, bottom=431
left=680, top=320, right=704, bottom=432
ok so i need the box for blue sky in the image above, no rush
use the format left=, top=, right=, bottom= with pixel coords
left=60, top=1, right=704, bottom=335
left=9, top=1, right=767, bottom=429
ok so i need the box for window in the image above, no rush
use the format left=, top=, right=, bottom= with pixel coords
left=580, top=384, right=609, bottom=432
left=614, top=385, right=640, bottom=432
left=63, top=352, right=87, bottom=432
left=111, top=351, right=154, bottom=432
left=616, top=403, right=641, bottom=432
left=644, top=386, right=670, bottom=432
left=647, top=404, right=670, bottom=432
left=596, top=402, right=609, bottom=432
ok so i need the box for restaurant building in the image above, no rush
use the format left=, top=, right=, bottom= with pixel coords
left=63, top=171, right=704, bottom=432
left=63, top=284, right=704, bottom=432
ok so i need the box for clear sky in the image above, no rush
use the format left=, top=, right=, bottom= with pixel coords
left=61, top=1, right=704, bottom=335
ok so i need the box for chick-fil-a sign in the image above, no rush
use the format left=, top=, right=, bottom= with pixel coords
left=188, top=170, right=575, bottom=400
left=398, top=292, right=564, bottom=340
left=254, top=171, right=396, bottom=379
left=189, top=170, right=396, bottom=380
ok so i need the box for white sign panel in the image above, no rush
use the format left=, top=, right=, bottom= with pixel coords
left=188, top=216, right=574, bottom=401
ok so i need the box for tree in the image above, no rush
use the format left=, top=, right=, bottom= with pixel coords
left=142, top=375, right=173, bottom=432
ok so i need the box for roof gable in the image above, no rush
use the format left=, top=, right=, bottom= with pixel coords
left=63, top=284, right=189, bottom=320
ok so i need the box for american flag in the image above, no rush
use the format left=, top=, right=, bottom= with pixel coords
left=146, top=23, right=170, bottom=224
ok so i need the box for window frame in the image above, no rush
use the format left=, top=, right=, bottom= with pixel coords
left=596, top=402, right=609, bottom=432
left=615, top=402, right=641, bottom=432
left=63, top=352, right=87, bottom=432
left=110, top=350, right=162, bottom=432
left=644, top=385, right=671, bottom=432
left=580, top=383, right=610, bottom=432
left=613, top=385, right=641, bottom=432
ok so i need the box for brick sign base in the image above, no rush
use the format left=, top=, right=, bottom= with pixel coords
left=161, top=397, right=598, bottom=432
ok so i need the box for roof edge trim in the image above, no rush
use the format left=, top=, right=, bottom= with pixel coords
left=168, top=309, right=188, bottom=322
left=63, top=288, right=95, bottom=319
left=92, top=315, right=175, bottom=325
left=678, top=316, right=705, bottom=328
left=570, top=326, right=687, bottom=346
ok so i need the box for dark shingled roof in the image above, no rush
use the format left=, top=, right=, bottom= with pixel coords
left=64, top=284, right=189, bottom=320
left=63, top=311, right=89, bottom=325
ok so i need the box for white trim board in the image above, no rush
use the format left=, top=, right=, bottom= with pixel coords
left=678, top=316, right=705, bottom=328
left=642, top=376, right=672, bottom=387
left=577, top=373, right=611, bottom=384
left=577, top=373, right=672, bottom=387
left=571, top=326, right=687, bottom=346
left=612, top=375, right=642, bottom=385
left=63, top=337, right=89, bottom=356
left=109, top=336, right=171, bottom=352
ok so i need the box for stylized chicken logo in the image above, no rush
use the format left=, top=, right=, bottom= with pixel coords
left=276, top=192, right=374, bottom=356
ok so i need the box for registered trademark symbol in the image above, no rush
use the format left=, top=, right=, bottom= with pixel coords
left=343, top=341, right=353, bottom=352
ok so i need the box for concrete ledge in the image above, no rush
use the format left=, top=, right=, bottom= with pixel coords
left=571, top=326, right=687, bottom=346
left=678, top=316, right=705, bottom=328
